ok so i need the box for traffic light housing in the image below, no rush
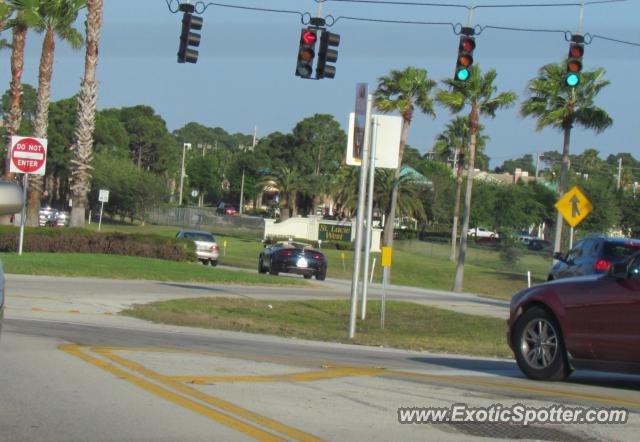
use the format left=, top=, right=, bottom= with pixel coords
left=177, top=11, right=203, bottom=63
left=455, top=29, right=475, bottom=82
left=317, top=30, right=340, bottom=79
left=295, top=28, right=317, bottom=78
left=565, top=34, right=584, bottom=87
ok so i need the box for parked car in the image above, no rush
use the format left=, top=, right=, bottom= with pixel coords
left=259, top=241, right=327, bottom=280
left=527, top=239, right=552, bottom=252
left=0, top=180, right=24, bottom=332
left=548, top=236, right=640, bottom=280
left=468, top=227, right=499, bottom=238
left=507, top=251, right=640, bottom=381
left=176, top=230, right=219, bottom=266
left=216, top=202, right=237, bottom=216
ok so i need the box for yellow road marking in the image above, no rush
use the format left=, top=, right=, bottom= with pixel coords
left=93, top=347, right=326, bottom=442
left=169, top=367, right=385, bottom=384
left=59, top=345, right=295, bottom=442
left=384, top=370, right=640, bottom=408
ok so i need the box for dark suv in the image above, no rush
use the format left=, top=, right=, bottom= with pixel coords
left=548, top=236, right=640, bottom=280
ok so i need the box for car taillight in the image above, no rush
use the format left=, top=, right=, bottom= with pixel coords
left=312, top=254, right=323, bottom=260
left=594, top=259, right=611, bottom=271
left=278, top=250, right=294, bottom=256
left=626, top=242, right=640, bottom=248
left=211, top=245, right=219, bottom=251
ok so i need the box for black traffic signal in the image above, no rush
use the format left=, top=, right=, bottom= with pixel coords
left=177, top=11, right=203, bottom=63
left=454, top=28, right=475, bottom=82
left=565, top=34, right=584, bottom=87
left=317, top=30, right=340, bottom=79
left=295, top=28, right=318, bottom=78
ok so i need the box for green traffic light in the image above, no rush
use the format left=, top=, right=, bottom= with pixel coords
left=456, top=68, right=470, bottom=81
left=565, top=73, right=580, bottom=87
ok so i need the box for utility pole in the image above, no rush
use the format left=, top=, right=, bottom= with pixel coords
left=239, top=127, right=257, bottom=216
left=616, top=157, right=622, bottom=190
left=179, top=142, right=191, bottom=205
left=535, top=153, right=542, bottom=179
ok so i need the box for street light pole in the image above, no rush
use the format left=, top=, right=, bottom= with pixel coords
left=179, top=142, right=191, bottom=205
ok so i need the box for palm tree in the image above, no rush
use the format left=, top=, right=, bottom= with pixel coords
left=374, top=66, right=436, bottom=248
left=437, top=66, right=517, bottom=292
left=521, top=63, right=612, bottom=255
left=264, top=166, right=305, bottom=220
left=69, top=0, right=102, bottom=227
left=20, top=0, right=84, bottom=226
left=2, top=1, right=30, bottom=181
left=433, top=116, right=488, bottom=261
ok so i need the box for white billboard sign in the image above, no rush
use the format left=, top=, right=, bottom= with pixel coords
left=98, top=189, right=110, bottom=203
left=346, top=113, right=402, bottom=169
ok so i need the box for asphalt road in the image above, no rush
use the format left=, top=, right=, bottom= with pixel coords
left=1, top=274, right=638, bottom=441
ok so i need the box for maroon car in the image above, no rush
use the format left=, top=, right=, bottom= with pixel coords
left=507, top=252, right=640, bottom=381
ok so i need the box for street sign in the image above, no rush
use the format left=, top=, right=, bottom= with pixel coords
left=9, top=136, right=47, bottom=175
left=98, top=189, right=110, bottom=203
left=352, top=83, right=368, bottom=162
left=555, top=186, right=593, bottom=227
left=346, top=113, right=401, bottom=169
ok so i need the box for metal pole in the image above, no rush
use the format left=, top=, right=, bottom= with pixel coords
left=381, top=266, right=388, bottom=330
left=361, top=116, right=378, bottom=320
left=18, top=174, right=28, bottom=256
left=98, top=201, right=104, bottom=232
left=616, top=157, right=622, bottom=190
left=349, top=94, right=373, bottom=339
left=179, top=142, right=190, bottom=206
left=577, top=0, right=585, bottom=34
left=569, top=226, right=574, bottom=250
left=535, top=153, right=541, bottom=180
left=239, top=166, right=245, bottom=215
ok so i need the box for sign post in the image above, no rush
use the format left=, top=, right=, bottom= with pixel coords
left=98, top=189, right=109, bottom=232
left=380, top=247, right=392, bottom=330
left=9, top=136, right=47, bottom=255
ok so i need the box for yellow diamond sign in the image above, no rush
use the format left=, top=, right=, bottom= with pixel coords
left=555, top=186, right=593, bottom=228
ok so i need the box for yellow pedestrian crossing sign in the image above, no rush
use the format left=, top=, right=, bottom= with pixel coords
left=555, top=186, right=593, bottom=228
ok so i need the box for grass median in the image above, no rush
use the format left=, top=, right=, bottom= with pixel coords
left=122, top=297, right=511, bottom=358
left=0, top=252, right=309, bottom=286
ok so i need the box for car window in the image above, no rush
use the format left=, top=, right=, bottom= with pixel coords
left=566, top=240, right=586, bottom=261
left=603, top=242, right=640, bottom=261
left=182, top=232, right=215, bottom=242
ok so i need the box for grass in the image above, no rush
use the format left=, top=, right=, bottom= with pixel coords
left=0, top=252, right=308, bottom=286
left=122, top=297, right=512, bottom=358
left=3, top=221, right=554, bottom=299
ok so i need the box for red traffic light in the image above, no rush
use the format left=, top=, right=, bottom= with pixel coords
left=302, top=31, right=317, bottom=45
left=460, top=38, right=475, bottom=53
left=569, top=44, right=584, bottom=59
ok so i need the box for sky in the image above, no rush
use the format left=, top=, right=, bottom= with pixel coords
left=2, top=0, right=639, bottom=171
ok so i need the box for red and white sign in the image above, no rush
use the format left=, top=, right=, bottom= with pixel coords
left=9, top=136, right=47, bottom=175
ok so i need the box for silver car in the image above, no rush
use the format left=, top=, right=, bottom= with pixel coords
left=176, top=229, right=220, bottom=266
left=0, top=180, right=24, bottom=331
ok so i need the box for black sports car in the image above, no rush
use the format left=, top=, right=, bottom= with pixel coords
left=259, top=241, right=327, bottom=280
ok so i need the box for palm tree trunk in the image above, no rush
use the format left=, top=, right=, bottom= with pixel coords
left=70, top=0, right=103, bottom=228
left=382, top=118, right=410, bottom=247
left=453, top=108, right=479, bottom=293
left=553, top=125, right=572, bottom=255
left=449, top=152, right=463, bottom=261
left=26, top=28, right=55, bottom=227
left=3, top=25, right=27, bottom=180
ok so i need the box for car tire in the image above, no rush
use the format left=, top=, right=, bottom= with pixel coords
left=269, top=261, right=279, bottom=276
left=303, top=274, right=312, bottom=279
left=315, top=270, right=326, bottom=281
left=512, top=307, right=570, bottom=381
left=258, top=258, right=267, bottom=274
left=210, top=260, right=218, bottom=267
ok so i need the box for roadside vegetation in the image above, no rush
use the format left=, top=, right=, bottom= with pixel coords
left=122, top=297, right=511, bottom=358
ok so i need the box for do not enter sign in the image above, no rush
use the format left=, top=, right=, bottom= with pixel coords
left=10, top=136, right=47, bottom=175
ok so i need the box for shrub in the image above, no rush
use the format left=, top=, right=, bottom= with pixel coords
left=0, top=227, right=195, bottom=262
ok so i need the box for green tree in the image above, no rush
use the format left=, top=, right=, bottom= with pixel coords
left=495, top=154, right=535, bottom=176
left=265, top=166, right=305, bottom=219
left=521, top=63, right=612, bottom=254
left=437, top=66, right=517, bottom=292
left=374, top=66, right=437, bottom=249
left=69, top=0, right=103, bottom=227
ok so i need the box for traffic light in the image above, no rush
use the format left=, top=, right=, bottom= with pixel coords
left=317, top=30, right=340, bottom=79
left=295, top=28, right=317, bottom=78
left=565, top=34, right=584, bottom=87
left=454, top=29, right=475, bottom=81
left=177, top=11, right=203, bottom=63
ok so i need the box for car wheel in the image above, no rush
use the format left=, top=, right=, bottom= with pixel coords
left=315, top=270, right=326, bottom=281
left=210, top=260, right=218, bottom=267
left=269, top=261, right=279, bottom=276
left=303, top=274, right=312, bottom=279
left=512, top=307, right=570, bottom=381
left=258, top=258, right=267, bottom=274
